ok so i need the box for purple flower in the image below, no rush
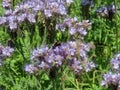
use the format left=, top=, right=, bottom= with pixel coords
left=25, top=64, right=38, bottom=74
left=37, top=61, right=51, bottom=69
left=56, top=17, right=91, bottom=37
left=56, top=24, right=66, bottom=31
left=54, top=55, right=64, bottom=66
left=69, top=58, right=82, bottom=74
left=58, top=4, right=66, bottom=15
left=0, top=17, right=7, bottom=25
left=44, top=9, right=52, bottom=17
left=2, top=0, right=12, bottom=9
left=110, top=54, right=120, bottom=70
left=102, top=72, right=120, bottom=87
left=9, top=22, right=17, bottom=30
left=85, top=61, right=95, bottom=72
left=2, top=46, right=14, bottom=57
left=102, top=54, right=120, bottom=89
left=5, top=9, right=12, bottom=16
left=8, top=15, right=18, bottom=29
left=33, top=1, right=45, bottom=12
left=31, top=46, right=49, bottom=60
left=0, top=0, right=74, bottom=30
left=17, top=13, right=27, bottom=22
left=69, top=27, right=77, bottom=35
left=53, top=45, right=67, bottom=57
left=26, top=40, right=95, bottom=74
left=77, top=28, right=87, bottom=36
left=0, top=44, right=14, bottom=66
left=27, top=13, right=36, bottom=23
left=96, top=4, right=115, bottom=20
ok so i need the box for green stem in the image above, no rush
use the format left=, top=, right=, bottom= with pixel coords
left=42, top=23, right=47, bottom=45
left=114, top=0, right=119, bottom=52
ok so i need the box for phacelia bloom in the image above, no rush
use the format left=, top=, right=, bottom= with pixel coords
left=69, top=58, right=82, bottom=74
left=102, top=54, right=120, bottom=90
left=5, top=9, right=12, bottom=16
left=0, top=0, right=74, bottom=30
left=56, top=17, right=91, bottom=38
left=2, top=0, right=12, bottom=9
left=44, top=9, right=52, bottom=17
left=27, top=13, right=36, bottom=23
left=96, top=4, right=115, bottom=21
left=102, top=72, right=120, bottom=88
left=37, top=61, right=51, bottom=69
left=0, top=44, right=14, bottom=66
left=25, top=64, right=38, bottom=74
left=0, top=17, right=7, bottom=25
left=26, top=40, right=95, bottom=74
left=58, top=4, right=67, bottom=15
left=110, top=54, right=120, bottom=71
left=17, top=13, right=27, bottom=22
left=31, top=46, right=49, bottom=60
left=2, top=46, right=14, bottom=57
left=84, top=61, right=95, bottom=72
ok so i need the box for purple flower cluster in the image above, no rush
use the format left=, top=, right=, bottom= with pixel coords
left=25, top=40, right=95, bottom=74
left=0, top=44, right=14, bottom=65
left=56, top=17, right=91, bottom=39
left=102, top=72, right=120, bottom=87
left=110, top=54, right=120, bottom=71
left=2, top=0, right=12, bottom=9
left=0, top=0, right=74, bottom=30
left=96, top=4, right=115, bottom=20
left=102, top=54, right=120, bottom=90
left=24, top=64, right=38, bottom=74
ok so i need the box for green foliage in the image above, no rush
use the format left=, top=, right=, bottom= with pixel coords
left=0, top=0, right=120, bottom=90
